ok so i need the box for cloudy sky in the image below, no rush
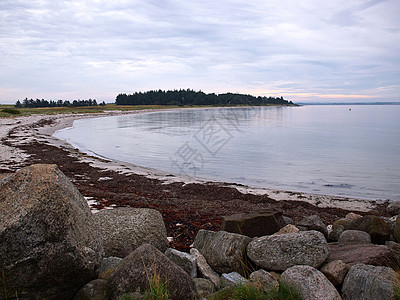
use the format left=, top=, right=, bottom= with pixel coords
left=0, top=0, right=399, bottom=104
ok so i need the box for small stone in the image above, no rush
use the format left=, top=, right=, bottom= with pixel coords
left=249, top=269, right=279, bottom=293
left=221, top=272, right=248, bottom=287
left=273, top=224, right=299, bottom=235
left=320, top=260, right=349, bottom=286
left=296, top=215, right=328, bottom=238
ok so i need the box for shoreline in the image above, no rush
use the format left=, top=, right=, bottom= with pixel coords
left=1, top=109, right=388, bottom=212
left=0, top=109, right=391, bottom=250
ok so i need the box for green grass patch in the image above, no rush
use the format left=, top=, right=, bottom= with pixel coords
left=208, top=281, right=302, bottom=300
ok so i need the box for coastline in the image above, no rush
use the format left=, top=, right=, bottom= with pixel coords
left=0, top=109, right=390, bottom=249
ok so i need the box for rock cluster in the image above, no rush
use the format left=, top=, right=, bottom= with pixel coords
left=1, top=164, right=400, bottom=300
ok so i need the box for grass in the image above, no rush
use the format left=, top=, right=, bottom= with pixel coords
left=208, top=281, right=302, bottom=300
left=145, top=273, right=170, bottom=300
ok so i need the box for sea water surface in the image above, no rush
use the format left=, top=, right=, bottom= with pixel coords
left=54, top=105, right=400, bottom=201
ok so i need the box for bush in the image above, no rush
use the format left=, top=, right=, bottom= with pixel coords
left=2, top=108, right=21, bottom=115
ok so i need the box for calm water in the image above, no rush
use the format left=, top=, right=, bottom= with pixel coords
left=54, top=105, right=400, bottom=201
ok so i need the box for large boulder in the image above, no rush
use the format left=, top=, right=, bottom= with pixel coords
left=328, top=243, right=400, bottom=270
left=93, top=207, right=168, bottom=257
left=0, top=164, right=103, bottom=300
left=247, top=230, right=329, bottom=271
left=342, top=264, right=398, bottom=300
left=348, top=215, right=390, bottom=244
left=221, top=210, right=286, bottom=237
left=338, top=230, right=371, bottom=245
left=108, top=244, right=196, bottom=300
left=280, top=265, right=341, bottom=300
left=193, top=229, right=252, bottom=275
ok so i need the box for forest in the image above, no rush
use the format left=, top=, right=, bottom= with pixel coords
left=15, top=98, right=106, bottom=108
left=115, top=89, right=295, bottom=106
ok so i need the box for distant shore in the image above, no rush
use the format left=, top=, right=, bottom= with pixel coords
left=0, top=109, right=390, bottom=250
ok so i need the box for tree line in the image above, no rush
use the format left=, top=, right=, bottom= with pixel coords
left=115, top=89, right=295, bottom=106
left=15, top=98, right=106, bottom=108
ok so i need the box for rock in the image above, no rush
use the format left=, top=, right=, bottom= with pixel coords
left=329, top=224, right=345, bottom=242
left=394, top=214, right=400, bottom=242
left=338, top=230, right=371, bottom=245
left=333, top=218, right=352, bottom=231
left=221, top=272, right=248, bottom=287
left=165, top=248, right=197, bottom=278
left=249, top=269, right=279, bottom=293
left=221, top=210, right=286, bottom=237
left=342, top=263, right=398, bottom=300
left=320, top=260, right=349, bottom=286
left=296, top=215, right=328, bottom=238
left=386, top=202, right=400, bottom=216
left=193, top=229, right=252, bottom=275
left=73, top=279, right=111, bottom=300
left=98, top=257, right=123, bottom=280
left=280, top=265, right=341, bottom=300
left=346, top=212, right=363, bottom=222
left=194, top=278, right=214, bottom=300
left=190, top=248, right=221, bottom=288
left=273, top=224, right=299, bottom=235
left=328, top=243, right=400, bottom=269
left=93, top=207, right=168, bottom=257
left=247, top=230, right=330, bottom=271
left=348, top=215, right=390, bottom=244
left=0, top=164, right=103, bottom=300
left=108, top=244, right=196, bottom=300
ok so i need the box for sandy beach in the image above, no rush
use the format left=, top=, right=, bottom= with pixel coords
left=0, top=110, right=390, bottom=250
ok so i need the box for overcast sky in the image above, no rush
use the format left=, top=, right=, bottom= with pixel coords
left=0, top=0, right=399, bottom=104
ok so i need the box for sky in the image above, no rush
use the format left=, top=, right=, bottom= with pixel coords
left=0, top=0, right=399, bottom=104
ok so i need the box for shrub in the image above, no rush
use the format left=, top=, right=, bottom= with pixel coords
left=2, top=108, right=21, bottom=115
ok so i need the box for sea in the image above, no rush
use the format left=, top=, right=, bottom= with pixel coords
left=54, top=105, right=400, bottom=201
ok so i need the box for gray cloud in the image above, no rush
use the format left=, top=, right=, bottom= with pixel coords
left=0, top=0, right=399, bottom=103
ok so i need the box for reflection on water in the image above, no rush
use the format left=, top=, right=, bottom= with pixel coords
left=54, top=105, right=400, bottom=201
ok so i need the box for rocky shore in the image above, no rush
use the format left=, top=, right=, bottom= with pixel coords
left=1, top=164, right=400, bottom=299
left=0, top=112, right=391, bottom=251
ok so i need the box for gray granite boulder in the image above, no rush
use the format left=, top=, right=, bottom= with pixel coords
left=296, top=214, right=328, bottom=238
left=193, top=229, right=252, bottom=275
left=73, top=279, right=111, bottom=300
left=221, top=210, right=286, bottom=237
left=165, top=248, right=197, bottom=278
left=0, top=164, right=103, bottom=300
left=280, top=265, right=341, bottom=300
left=247, top=230, right=330, bottom=271
left=93, top=207, right=168, bottom=257
left=394, top=214, right=400, bottom=242
left=338, top=230, right=371, bottom=245
left=342, top=264, right=398, bottom=300
left=108, top=244, right=196, bottom=300
left=249, top=269, right=279, bottom=293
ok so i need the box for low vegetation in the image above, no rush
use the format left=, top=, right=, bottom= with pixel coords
left=209, top=281, right=302, bottom=300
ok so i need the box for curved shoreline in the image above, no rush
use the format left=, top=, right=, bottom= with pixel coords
left=0, top=109, right=387, bottom=212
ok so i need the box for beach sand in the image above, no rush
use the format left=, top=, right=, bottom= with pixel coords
left=0, top=110, right=390, bottom=250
